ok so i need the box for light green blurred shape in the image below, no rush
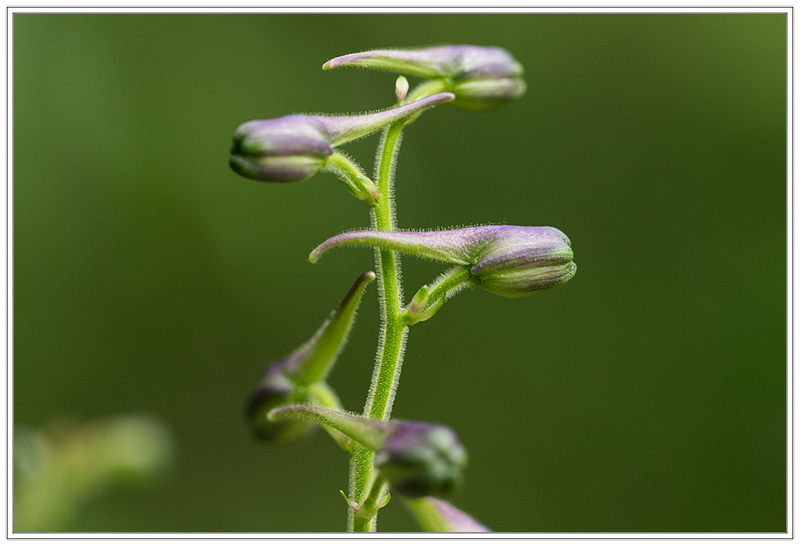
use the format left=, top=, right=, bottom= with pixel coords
left=14, top=414, right=173, bottom=532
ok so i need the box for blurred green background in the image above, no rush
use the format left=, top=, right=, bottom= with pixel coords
left=13, top=13, right=786, bottom=532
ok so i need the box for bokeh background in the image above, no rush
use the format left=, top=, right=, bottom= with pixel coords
left=13, top=13, right=787, bottom=532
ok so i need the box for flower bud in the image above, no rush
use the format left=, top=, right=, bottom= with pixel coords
left=230, top=117, right=333, bottom=183
left=395, top=75, right=409, bottom=102
left=246, top=360, right=315, bottom=443
left=323, top=46, right=526, bottom=110
left=374, top=422, right=468, bottom=498
left=230, top=93, right=454, bottom=184
left=268, top=405, right=468, bottom=498
left=310, top=225, right=576, bottom=298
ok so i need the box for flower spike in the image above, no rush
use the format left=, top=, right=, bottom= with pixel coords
left=310, top=225, right=576, bottom=298
left=323, top=46, right=526, bottom=110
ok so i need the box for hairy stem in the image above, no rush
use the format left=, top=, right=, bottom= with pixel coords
left=349, top=122, right=407, bottom=532
left=426, top=266, right=475, bottom=306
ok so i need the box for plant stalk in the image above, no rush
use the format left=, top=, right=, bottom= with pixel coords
left=348, top=122, right=407, bottom=532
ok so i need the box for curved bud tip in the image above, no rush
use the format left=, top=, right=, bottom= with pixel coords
left=230, top=116, right=333, bottom=183
left=323, top=45, right=525, bottom=110
left=375, top=422, right=468, bottom=498
left=317, top=92, right=454, bottom=147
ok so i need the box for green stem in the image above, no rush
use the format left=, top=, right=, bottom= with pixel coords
left=404, top=79, right=450, bottom=106
left=323, top=152, right=380, bottom=205
left=347, top=82, right=448, bottom=532
left=402, top=267, right=474, bottom=326
left=349, top=122, right=406, bottom=533
left=401, top=80, right=450, bottom=127
left=426, top=266, right=474, bottom=307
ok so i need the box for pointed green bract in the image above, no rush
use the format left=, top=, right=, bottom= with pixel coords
left=294, top=270, right=376, bottom=384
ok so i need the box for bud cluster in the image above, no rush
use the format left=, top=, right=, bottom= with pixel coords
left=232, top=44, right=575, bottom=532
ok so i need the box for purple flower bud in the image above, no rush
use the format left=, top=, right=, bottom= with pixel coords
left=230, top=93, right=454, bottom=184
left=268, top=405, right=467, bottom=498
left=374, top=422, right=468, bottom=498
left=324, top=46, right=526, bottom=110
left=310, top=225, right=576, bottom=298
left=246, top=360, right=315, bottom=443
left=230, top=117, right=333, bottom=183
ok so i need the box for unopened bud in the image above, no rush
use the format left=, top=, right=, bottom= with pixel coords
left=324, top=45, right=526, bottom=110
left=230, top=93, right=454, bottom=185
left=246, top=361, right=315, bottom=443
left=310, top=225, right=576, bottom=297
left=374, top=422, right=467, bottom=498
left=395, top=76, right=409, bottom=102
left=230, top=117, right=333, bottom=183
left=268, top=405, right=467, bottom=498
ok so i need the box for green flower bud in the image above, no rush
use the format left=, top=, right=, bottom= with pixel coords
left=230, top=117, right=333, bottom=183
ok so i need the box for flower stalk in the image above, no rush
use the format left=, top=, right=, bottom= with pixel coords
left=350, top=121, right=407, bottom=532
